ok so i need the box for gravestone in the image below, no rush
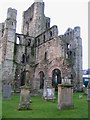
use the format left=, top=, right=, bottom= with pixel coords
left=79, top=94, right=83, bottom=99
left=43, top=80, right=56, bottom=102
left=47, top=88, right=52, bottom=97
left=43, top=87, right=56, bottom=102
left=18, top=86, right=31, bottom=110
left=57, top=78, right=74, bottom=110
left=86, top=82, right=90, bottom=103
left=3, top=84, right=12, bottom=100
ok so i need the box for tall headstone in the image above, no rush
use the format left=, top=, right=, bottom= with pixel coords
left=57, top=78, right=74, bottom=110
left=18, top=86, right=31, bottom=110
left=87, top=82, right=90, bottom=103
left=3, top=84, right=12, bottom=100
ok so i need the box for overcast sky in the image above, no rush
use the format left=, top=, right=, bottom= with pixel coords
left=0, top=0, right=89, bottom=70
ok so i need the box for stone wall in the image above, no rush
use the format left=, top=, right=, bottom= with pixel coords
left=60, top=27, right=83, bottom=91
left=22, top=2, right=50, bottom=37
left=35, top=26, right=72, bottom=89
left=1, top=8, right=17, bottom=83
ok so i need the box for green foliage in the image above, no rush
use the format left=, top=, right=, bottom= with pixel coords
left=65, top=58, right=72, bottom=63
left=29, top=61, right=37, bottom=67
left=61, top=56, right=72, bottom=64
left=2, top=93, right=88, bottom=118
left=21, top=85, right=30, bottom=89
left=60, top=38, right=67, bottom=44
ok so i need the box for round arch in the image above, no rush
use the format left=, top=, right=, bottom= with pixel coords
left=48, top=66, right=61, bottom=78
left=52, top=69, right=62, bottom=91
left=35, top=68, right=45, bottom=79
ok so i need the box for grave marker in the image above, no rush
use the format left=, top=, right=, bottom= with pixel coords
left=3, top=84, right=12, bottom=100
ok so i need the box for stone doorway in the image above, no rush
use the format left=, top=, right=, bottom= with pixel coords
left=39, top=71, right=44, bottom=89
left=52, top=69, right=61, bottom=91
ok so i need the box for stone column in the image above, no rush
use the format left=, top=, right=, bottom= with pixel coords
left=57, top=84, right=74, bottom=110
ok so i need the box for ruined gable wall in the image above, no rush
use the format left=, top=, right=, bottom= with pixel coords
left=22, top=2, right=50, bottom=37
left=60, top=27, right=83, bottom=91
left=35, top=26, right=72, bottom=89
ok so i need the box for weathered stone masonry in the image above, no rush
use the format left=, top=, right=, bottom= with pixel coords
left=0, top=1, right=83, bottom=94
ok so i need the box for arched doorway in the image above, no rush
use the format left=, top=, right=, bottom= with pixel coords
left=52, top=69, right=61, bottom=91
left=39, top=71, right=44, bottom=89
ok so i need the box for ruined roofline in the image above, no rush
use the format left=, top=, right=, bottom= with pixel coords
left=24, top=1, right=44, bottom=14
left=59, top=26, right=81, bottom=37
left=64, top=26, right=80, bottom=34
left=24, top=3, right=34, bottom=14
left=35, top=25, right=58, bottom=38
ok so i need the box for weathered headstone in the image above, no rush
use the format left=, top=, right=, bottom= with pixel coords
left=43, top=79, right=56, bottom=102
left=79, top=94, right=83, bottom=99
left=43, top=87, right=56, bottom=102
left=18, top=86, right=31, bottom=110
left=57, top=78, right=74, bottom=110
left=3, top=84, right=12, bottom=100
left=87, top=82, right=90, bottom=103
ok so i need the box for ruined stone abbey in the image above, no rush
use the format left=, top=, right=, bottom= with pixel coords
left=0, top=0, right=83, bottom=94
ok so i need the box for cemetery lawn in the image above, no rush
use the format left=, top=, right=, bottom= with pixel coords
left=2, top=92, right=88, bottom=118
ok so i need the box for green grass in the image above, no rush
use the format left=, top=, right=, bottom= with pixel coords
left=2, top=92, right=88, bottom=118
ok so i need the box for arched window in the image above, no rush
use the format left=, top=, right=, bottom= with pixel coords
left=39, top=71, right=44, bottom=89
left=16, top=36, right=20, bottom=44
left=43, top=35, right=45, bottom=42
left=22, top=54, right=25, bottom=63
left=52, top=69, right=61, bottom=91
left=28, top=39, right=31, bottom=46
left=38, top=38, right=40, bottom=45
left=45, top=52, right=47, bottom=63
left=50, top=31, right=52, bottom=38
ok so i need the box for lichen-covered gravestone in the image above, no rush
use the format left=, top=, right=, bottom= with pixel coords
left=87, top=82, right=90, bottom=103
left=57, top=77, right=74, bottom=110
left=3, top=84, right=12, bottom=100
left=18, top=86, right=31, bottom=110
